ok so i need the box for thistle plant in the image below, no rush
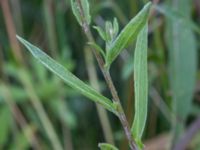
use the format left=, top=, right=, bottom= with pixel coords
left=17, top=0, right=151, bottom=149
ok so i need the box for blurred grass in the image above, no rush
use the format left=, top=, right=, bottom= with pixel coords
left=0, top=0, right=200, bottom=149
left=166, top=0, right=197, bottom=148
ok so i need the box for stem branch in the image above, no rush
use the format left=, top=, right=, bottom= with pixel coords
left=76, top=1, right=138, bottom=149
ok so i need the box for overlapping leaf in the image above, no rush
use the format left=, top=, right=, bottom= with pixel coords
left=105, top=2, right=151, bottom=68
left=71, top=0, right=91, bottom=26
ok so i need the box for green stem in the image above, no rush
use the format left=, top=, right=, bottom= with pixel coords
left=76, top=1, right=138, bottom=149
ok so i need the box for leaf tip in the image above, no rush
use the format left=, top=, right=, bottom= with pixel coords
left=16, top=35, right=22, bottom=41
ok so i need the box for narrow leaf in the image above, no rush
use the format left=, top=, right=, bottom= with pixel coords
left=71, top=0, right=91, bottom=26
left=88, top=42, right=106, bottom=59
left=105, top=21, right=113, bottom=42
left=98, top=143, right=118, bottom=150
left=93, top=26, right=107, bottom=41
left=17, top=36, right=117, bottom=115
left=113, top=18, right=119, bottom=38
left=105, top=2, right=151, bottom=68
left=131, top=24, right=148, bottom=149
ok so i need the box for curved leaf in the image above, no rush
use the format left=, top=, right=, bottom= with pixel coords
left=105, top=2, right=151, bottom=68
left=17, top=35, right=117, bottom=115
left=131, top=24, right=148, bottom=149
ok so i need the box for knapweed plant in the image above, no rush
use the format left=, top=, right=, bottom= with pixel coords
left=17, top=0, right=151, bottom=149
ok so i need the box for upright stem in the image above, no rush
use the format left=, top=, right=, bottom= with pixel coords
left=76, top=1, right=138, bottom=149
left=103, top=68, right=138, bottom=150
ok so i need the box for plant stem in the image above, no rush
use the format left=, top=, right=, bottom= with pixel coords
left=76, top=1, right=138, bottom=149
left=103, top=69, right=138, bottom=150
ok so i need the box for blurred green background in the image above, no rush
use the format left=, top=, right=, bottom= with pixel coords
left=0, top=0, right=200, bottom=149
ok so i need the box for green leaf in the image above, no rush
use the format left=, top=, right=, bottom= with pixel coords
left=165, top=0, right=197, bottom=145
left=93, top=26, right=107, bottom=41
left=112, top=18, right=119, bottom=39
left=105, top=2, right=151, bottom=68
left=104, top=18, right=119, bottom=43
left=88, top=42, right=106, bottom=59
left=71, top=0, right=91, bottom=26
left=98, top=143, right=118, bottom=150
left=131, top=24, right=148, bottom=149
left=17, top=35, right=117, bottom=115
left=105, top=21, right=114, bottom=42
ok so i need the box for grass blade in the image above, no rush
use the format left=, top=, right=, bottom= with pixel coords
left=131, top=24, right=148, bottom=149
left=16, top=35, right=117, bottom=115
left=105, top=2, right=151, bottom=68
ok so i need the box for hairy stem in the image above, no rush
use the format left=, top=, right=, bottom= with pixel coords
left=76, top=1, right=138, bottom=149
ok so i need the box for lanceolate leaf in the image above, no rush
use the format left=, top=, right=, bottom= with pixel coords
left=93, top=26, right=107, bottom=41
left=17, top=36, right=117, bottom=115
left=71, top=0, right=91, bottom=26
left=105, top=2, right=151, bottom=68
left=131, top=24, right=148, bottom=149
left=98, top=143, right=118, bottom=150
left=88, top=42, right=106, bottom=59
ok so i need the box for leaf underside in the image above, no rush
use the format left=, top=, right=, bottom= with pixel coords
left=105, top=2, right=151, bottom=68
